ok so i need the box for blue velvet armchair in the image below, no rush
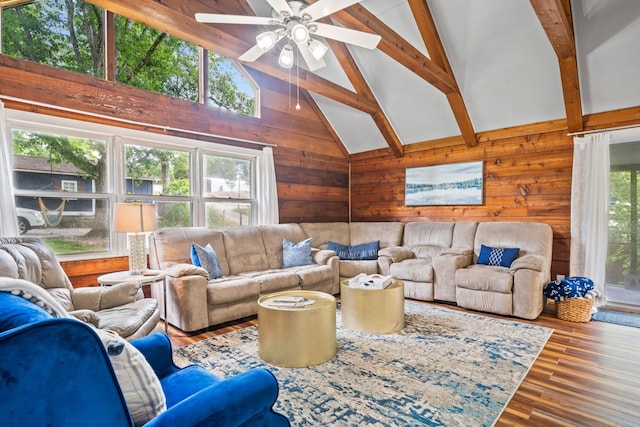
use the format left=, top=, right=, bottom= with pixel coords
left=0, top=291, right=290, bottom=427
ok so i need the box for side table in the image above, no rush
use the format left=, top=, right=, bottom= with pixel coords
left=97, top=270, right=168, bottom=333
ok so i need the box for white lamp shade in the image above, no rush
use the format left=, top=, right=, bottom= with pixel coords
left=278, top=45, right=294, bottom=68
left=114, top=203, right=157, bottom=233
left=256, top=31, right=278, bottom=51
left=290, top=23, right=309, bottom=43
left=308, top=39, right=329, bottom=60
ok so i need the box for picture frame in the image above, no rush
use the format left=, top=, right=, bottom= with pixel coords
left=405, top=161, right=483, bottom=206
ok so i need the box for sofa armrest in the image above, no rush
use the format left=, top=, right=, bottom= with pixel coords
left=440, top=247, right=473, bottom=256
left=432, top=252, right=474, bottom=301
left=312, top=248, right=336, bottom=265
left=130, top=333, right=179, bottom=380
left=143, top=368, right=289, bottom=427
left=378, top=246, right=414, bottom=263
left=510, top=255, right=545, bottom=272
left=71, top=281, right=141, bottom=311
left=164, top=275, right=210, bottom=332
left=163, top=263, right=209, bottom=279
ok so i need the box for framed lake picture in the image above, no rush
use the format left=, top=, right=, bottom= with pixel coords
left=405, top=161, right=483, bottom=206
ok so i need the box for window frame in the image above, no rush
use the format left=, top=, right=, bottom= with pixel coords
left=5, top=108, right=265, bottom=261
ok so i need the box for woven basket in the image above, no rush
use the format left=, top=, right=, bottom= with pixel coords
left=556, top=298, right=593, bottom=322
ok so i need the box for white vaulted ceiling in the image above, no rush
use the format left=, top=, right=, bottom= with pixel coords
left=91, top=0, right=640, bottom=156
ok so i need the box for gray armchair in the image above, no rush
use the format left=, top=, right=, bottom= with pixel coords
left=0, top=237, right=159, bottom=340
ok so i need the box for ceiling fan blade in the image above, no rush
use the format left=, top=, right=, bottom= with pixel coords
left=313, top=22, right=381, bottom=49
left=195, top=13, right=277, bottom=26
left=303, top=0, right=363, bottom=21
left=295, top=40, right=326, bottom=72
left=239, top=44, right=269, bottom=62
left=238, top=32, right=286, bottom=62
left=265, top=0, right=294, bottom=17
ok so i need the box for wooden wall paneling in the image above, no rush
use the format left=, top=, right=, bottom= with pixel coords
left=350, top=126, right=574, bottom=278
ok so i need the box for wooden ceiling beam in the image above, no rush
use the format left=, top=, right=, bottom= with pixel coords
left=85, top=0, right=378, bottom=114
left=408, top=0, right=477, bottom=147
left=327, top=38, right=404, bottom=157
left=530, top=0, right=583, bottom=132
left=329, top=5, right=458, bottom=94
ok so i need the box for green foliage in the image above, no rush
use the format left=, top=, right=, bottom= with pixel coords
left=157, top=202, right=190, bottom=228
left=2, top=0, right=256, bottom=115
left=2, top=0, right=104, bottom=77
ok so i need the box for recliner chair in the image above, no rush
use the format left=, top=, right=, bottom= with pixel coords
left=0, top=237, right=158, bottom=340
left=0, top=280, right=290, bottom=427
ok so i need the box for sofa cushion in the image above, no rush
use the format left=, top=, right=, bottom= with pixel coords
left=97, top=299, right=159, bottom=339
left=477, top=245, right=520, bottom=268
left=456, top=264, right=513, bottom=294
left=93, top=328, right=166, bottom=426
left=349, top=222, right=404, bottom=248
left=328, top=240, right=379, bottom=260
left=338, top=260, right=379, bottom=277
left=282, top=238, right=313, bottom=268
left=222, top=227, right=269, bottom=274
left=299, top=222, right=351, bottom=250
left=259, top=224, right=309, bottom=269
left=389, top=258, right=434, bottom=282
left=191, top=243, right=222, bottom=279
left=251, top=270, right=301, bottom=294
left=206, top=277, right=261, bottom=305
left=403, top=222, right=454, bottom=248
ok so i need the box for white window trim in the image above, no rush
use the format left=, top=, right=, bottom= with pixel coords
left=5, top=108, right=267, bottom=261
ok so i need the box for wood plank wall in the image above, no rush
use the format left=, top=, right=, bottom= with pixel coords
left=350, top=121, right=574, bottom=278
left=0, top=55, right=349, bottom=286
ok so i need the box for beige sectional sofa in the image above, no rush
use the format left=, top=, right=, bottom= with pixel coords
left=148, top=224, right=338, bottom=332
left=148, top=220, right=553, bottom=332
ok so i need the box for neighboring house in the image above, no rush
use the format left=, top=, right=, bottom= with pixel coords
left=13, top=155, right=153, bottom=216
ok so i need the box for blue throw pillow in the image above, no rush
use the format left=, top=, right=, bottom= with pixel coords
left=283, top=238, right=313, bottom=268
left=477, top=244, right=519, bottom=267
left=191, top=243, right=223, bottom=279
left=0, top=292, right=52, bottom=333
left=328, top=240, right=380, bottom=261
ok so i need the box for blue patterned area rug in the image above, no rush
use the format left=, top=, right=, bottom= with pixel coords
left=174, top=302, right=552, bottom=426
left=592, top=309, right=640, bottom=328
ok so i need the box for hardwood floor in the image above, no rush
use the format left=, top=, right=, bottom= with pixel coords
left=165, top=301, right=640, bottom=426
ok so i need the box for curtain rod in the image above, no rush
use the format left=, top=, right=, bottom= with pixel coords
left=0, top=95, right=276, bottom=148
left=568, top=123, right=640, bottom=137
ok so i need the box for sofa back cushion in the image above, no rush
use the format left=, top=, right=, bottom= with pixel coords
left=0, top=238, right=73, bottom=292
left=402, top=222, right=454, bottom=248
left=299, top=222, right=350, bottom=249
left=222, top=226, right=269, bottom=274
left=258, top=224, right=309, bottom=269
left=473, top=222, right=552, bottom=263
left=149, top=227, right=229, bottom=275
left=349, top=222, right=404, bottom=248
left=452, top=221, right=479, bottom=249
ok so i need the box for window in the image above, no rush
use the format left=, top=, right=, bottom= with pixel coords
left=61, top=180, right=78, bottom=192
left=1, top=0, right=105, bottom=78
left=115, top=16, right=198, bottom=102
left=607, top=140, right=640, bottom=307
left=1, top=0, right=259, bottom=116
left=6, top=110, right=265, bottom=259
left=202, top=154, right=254, bottom=227
left=11, top=127, right=109, bottom=255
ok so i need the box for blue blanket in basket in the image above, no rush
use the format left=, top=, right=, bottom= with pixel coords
left=543, top=276, right=594, bottom=301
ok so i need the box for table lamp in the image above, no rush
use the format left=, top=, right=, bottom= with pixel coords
left=114, top=202, right=157, bottom=275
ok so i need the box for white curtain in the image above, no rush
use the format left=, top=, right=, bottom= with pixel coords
left=0, top=101, right=19, bottom=237
left=257, top=146, right=279, bottom=225
left=570, top=132, right=610, bottom=307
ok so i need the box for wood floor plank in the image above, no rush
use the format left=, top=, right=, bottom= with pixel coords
left=165, top=300, right=640, bottom=426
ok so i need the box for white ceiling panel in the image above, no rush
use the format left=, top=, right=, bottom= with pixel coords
left=573, top=0, right=640, bottom=114
left=310, top=92, right=389, bottom=154
left=428, top=0, right=566, bottom=132
left=350, top=46, right=460, bottom=144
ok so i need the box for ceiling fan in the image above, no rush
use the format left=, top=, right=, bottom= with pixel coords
left=195, top=0, right=381, bottom=72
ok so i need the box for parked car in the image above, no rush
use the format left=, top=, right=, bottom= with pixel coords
left=16, top=207, right=46, bottom=234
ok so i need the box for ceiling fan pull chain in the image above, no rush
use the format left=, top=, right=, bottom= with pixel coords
left=296, top=47, right=301, bottom=111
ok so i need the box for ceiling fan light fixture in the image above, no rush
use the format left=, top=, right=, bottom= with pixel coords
left=278, top=44, right=294, bottom=68
left=256, top=31, right=278, bottom=51
left=290, top=23, right=309, bottom=43
left=308, top=38, right=328, bottom=61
